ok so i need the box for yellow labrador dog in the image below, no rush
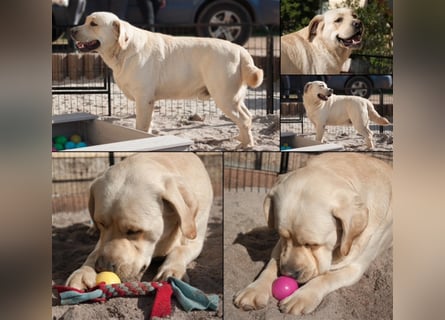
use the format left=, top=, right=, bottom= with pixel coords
left=281, top=8, right=363, bottom=74
left=234, top=153, right=392, bottom=315
left=303, top=81, right=390, bottom=149
left=66, top=153, right=213, bottom=290
left=71, top=12, right=263, bottom=148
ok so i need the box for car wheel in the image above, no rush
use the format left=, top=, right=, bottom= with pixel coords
left=345, top=76, right=373, bottom=98
left=196, top=1, right=252, bottom=45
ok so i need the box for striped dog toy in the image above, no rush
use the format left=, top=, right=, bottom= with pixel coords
left=53, top=278, right=219, bottom=319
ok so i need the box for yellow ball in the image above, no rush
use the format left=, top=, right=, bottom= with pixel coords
left=70, top=134, right=82, bottom=144
left=96, top=271, right=121, bottom=285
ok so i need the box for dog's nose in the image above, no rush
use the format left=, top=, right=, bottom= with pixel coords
left=281, top=267, right=300, bottom=280
left=353, top=20, right=363, bottom=30
left=95, top=256, right=116, bottom=273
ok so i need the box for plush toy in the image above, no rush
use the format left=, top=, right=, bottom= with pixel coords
left=53, top=277, right=219, bottom=319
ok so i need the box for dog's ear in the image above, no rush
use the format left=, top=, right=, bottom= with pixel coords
left=332, top=193, right=368, bottom=256
left=264, top=173, right=292, bottom=229
left=162, top=177, right=198, bottom=239
left=304, top=82, right=312, bottom=93
left=307, top=15, right=324, bottom=42
left=87, top=182, right=99, bottom=234
left=112, top=20, right=130, bottom=50
left=88, top=183, right=95, bottom=220
left=263, top=192, right=276, bottom=229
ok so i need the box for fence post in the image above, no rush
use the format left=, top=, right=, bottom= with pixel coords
left=379, top=89, right=384, bottom=134
left=279, top=152, right=289, bottom=174
left=266, top=26, right=274, bottom=114
left=106, top=68, right=112, bottom=116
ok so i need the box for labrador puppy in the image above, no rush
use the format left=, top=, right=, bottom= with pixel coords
left=303, top=80, right=390, bottom=149
left=70, top=12, right=263, bottom=148
left=234, top=153, right=392, bottom=315
left=281, top=8, right=363, bottom=74
left=66, top=153, right=213, bottom=290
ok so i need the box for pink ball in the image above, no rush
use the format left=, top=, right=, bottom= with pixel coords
left=272, top=276, right=299, bottom=300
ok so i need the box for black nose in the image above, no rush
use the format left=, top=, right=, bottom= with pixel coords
left=353, top=20, right=363, bottom=30
left=281, top=267, right=300, bottom=280
left=95, top=256, right=116, bottom=273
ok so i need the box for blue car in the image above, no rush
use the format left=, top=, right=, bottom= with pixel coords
left=53, top=0, right=279, bottom=45
left=325, top=75, right=393, bottom=98
left=281, top=74, right=392, bottom=101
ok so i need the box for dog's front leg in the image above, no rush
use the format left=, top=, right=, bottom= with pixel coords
left=153, top=240, right=205, bottom=282
left=279, top=263, right=366, bottom=315
left=65, top=248, right=100, bottom=290
left=233, top=239, right=282, bottom=310
left=135, top=97, right=155, bottom=133
left=315, top=124, right=326, bottom=143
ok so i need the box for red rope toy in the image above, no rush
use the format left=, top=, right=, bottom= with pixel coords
left=53, top=278, right=218, bottom=319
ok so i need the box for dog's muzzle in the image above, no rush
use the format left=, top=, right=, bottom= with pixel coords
left=336, top=20, right=363, bottom=48
left=70, top=29, right=101, bottom=52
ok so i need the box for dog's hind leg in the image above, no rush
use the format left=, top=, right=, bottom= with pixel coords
left=211, top=91, right=254, bottom=148
left=353, top=121, right=374, bottom=149
left=223, top=101, right=254, bottom=148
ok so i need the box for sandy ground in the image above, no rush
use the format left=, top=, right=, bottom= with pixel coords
left=108, top=112, right=279, bottom=151
left=224, top=189, right=393, bottom=320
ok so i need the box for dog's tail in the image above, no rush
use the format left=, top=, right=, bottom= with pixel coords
left=367, top=101, right=391, bottom=125
left=240, top=49, right=263, bottom=88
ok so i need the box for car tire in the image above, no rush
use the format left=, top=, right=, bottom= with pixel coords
left=345, top=76, right=373, bottom=98
left=196, top=0, right=252, bottom=45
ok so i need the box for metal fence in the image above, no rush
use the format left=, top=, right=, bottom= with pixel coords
left=52, top=152, right=222, bottom=214
left=224, top=151, right=393, bottom=192
left=52, top=24, right=280, bottom=119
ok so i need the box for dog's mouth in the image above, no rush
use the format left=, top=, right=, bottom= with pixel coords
left=317, top=93, right=331, bottom=101
left=75, top=40, right=101, bottom=52
left=337, top=31, right=363, bottom=48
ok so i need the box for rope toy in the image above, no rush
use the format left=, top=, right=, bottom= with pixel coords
left=53, top=277, right=219, bottom=319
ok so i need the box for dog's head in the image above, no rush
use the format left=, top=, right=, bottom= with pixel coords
left=264, top=165, right=368, bottom=284
left=70, top=11, right=132, bottom=53
left=304, top=81, right=333, bottom=102
left=88, top=159, right=198, bottom=281
left=307, top=8, right=364, bottom=50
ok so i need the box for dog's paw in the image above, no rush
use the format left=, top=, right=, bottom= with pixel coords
left=233, top=284, right=270, bottom=311
left=154, top=264, right=188, bottom=282
left=278, top=285, right=323, bottom=315
left=65, top=266, right=97, bottom=290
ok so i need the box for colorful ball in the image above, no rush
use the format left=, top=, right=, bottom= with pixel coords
left=64, top=141, right=76, bottom=149
left=96, top=271, right=121, bottom=285
left=76, top=141, right=87, bottom=148
left=53, top=143, right=64, bottom=151
left=70, top=134, right=82, bottom=143
left=54, top=135, right=68, bottom=145
left=272, top=276, right=298, bottom=300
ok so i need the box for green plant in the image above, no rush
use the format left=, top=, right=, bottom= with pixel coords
left=280, top=0, right=320, bottom=34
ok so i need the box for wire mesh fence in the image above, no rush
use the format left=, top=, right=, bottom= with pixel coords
left=224, top=151, right=393, bottom=192
left=52, top=152, right=222, bottom=214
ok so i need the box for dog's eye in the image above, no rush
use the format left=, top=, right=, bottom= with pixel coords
left=126, top=229, right=142, bottom=236
left=334, top=17, right=343, bottom=23
left=90, top=21, right=98, bottom=27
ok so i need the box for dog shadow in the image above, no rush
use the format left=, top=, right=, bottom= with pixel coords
left=233, top=226, right=279, bottom=264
